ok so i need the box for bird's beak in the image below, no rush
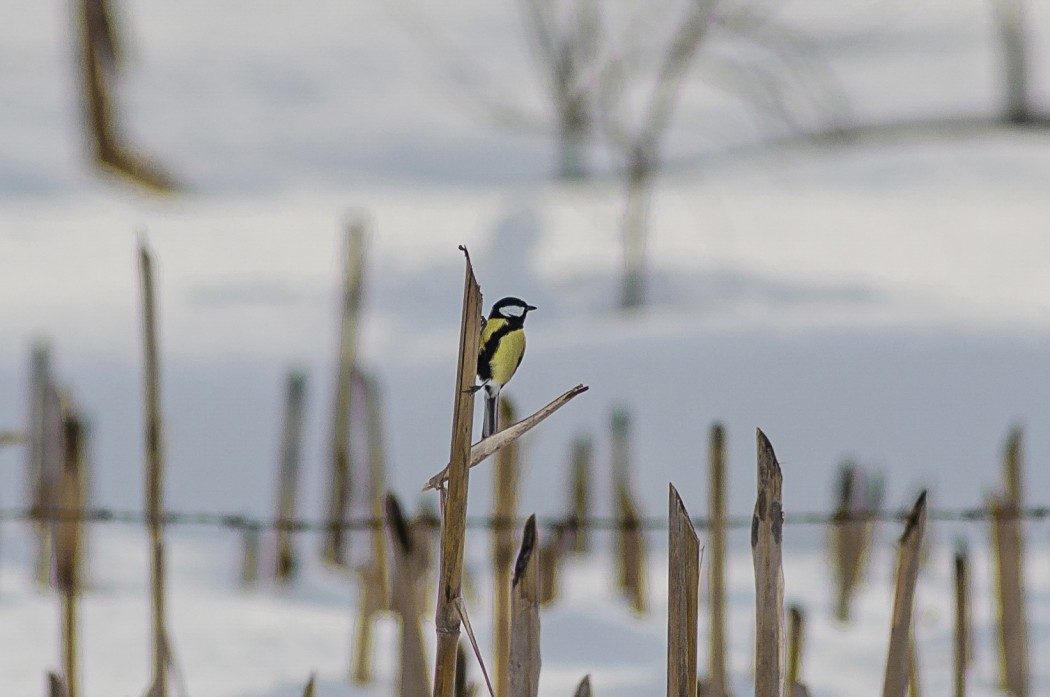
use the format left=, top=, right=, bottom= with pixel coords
left=526, top=305, right=538, bottom=311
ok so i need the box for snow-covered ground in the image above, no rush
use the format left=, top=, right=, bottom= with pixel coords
left=1, top=522, right=1048, bottom=697
left=2, top=0, right=1050, bottom=694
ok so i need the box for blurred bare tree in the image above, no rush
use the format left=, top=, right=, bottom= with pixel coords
left=510, top=0, right=849, bottom=307
left=517, top=0, right=602, bottom=180
left=584, top=0, right=841, bottom=308
left=405, top=0, right=1050, bottom=309
left=596, top=0, right=713, bottom=309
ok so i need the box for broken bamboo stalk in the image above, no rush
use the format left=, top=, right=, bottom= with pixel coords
left=36, top=383, right=64, bottom=589
left=422, top=385, right=589, bottom=491
left=455, top=642, right=479, bottom=697
left=324, top=221, right=367, bottom=566
left=273, top=370, right=307, bottom=583
left=363, top=371, right=390, bottom=595
left=830, top=464, right=864, bottom=622
left=510, top=515, right=540, bottom=697
left=786, top=605, right=810, bottom=697
left=240, top=525, right=260, bottom=587
left=352, top=371, right=392, bottom=685
left=55, top=413, right=84, bottom=697
left=569, top=436, right=592, bottom=554
left=699, top=423, right=730, bottom=697
left=412, top=503, right=441, bottom=617
left=493, top=397, right=519, bottom=697
left=387, top=494, right=432, bottom=697
left=138, top=239, right=170, bottom=697
left=1003, top=427, right=1022, bottom=508
left=667, top=484, right=700, bottom=697
left=612, top=410, right=646, bottom=614
left=753, top=429, right=785, bottom=697
left=616, top=482, right=647, bottom=614
left=990, top=494, right=1028, bottom=697
left=881, top=491, right=928, bottom=697
left=351, top=565, right=384, bottom=685
left=48, top=671, right=68, bottom=697
left=953, top=542, right=968, bottom=697
left=432, top=246, right=484, bottom=697
left=27, top=342, right=53, bottom=588
left=538, top=523, right=566, bottom=606
left=991, top=424, right=1029, bottom=697
left=610, top=409, right=630, bottom=485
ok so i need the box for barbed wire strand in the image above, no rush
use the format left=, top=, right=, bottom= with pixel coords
left=3, top=504, right=1048, bottom=533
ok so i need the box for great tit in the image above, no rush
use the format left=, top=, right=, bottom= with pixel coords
left=476, top=296, right=536, bottom=437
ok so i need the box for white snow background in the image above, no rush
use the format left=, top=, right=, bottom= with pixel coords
left=1, top=0, right=1050, bottom=695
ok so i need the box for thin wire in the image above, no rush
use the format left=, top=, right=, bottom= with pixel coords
left=2, top=504, right=1047, bottom=532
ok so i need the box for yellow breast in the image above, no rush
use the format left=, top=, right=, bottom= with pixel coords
left=489, top=328, right=525, bottom=386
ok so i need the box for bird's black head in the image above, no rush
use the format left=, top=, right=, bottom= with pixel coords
left=489, top=296, right=537, bottom=322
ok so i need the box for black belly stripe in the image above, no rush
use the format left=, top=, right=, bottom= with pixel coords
left=478, top=323, right=519, bottom=381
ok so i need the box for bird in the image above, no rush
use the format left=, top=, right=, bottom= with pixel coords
left=475, top=296, right=537, bottom=438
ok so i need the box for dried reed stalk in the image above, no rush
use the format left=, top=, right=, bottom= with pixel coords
left=573, top=676, right=592, bottom=697
left=301, top=673, right=316, bottom=697
left=1003, top=426, right=1022, bottom=509
left=55, top=414, right=84, bottom=697
left=36, top=383, right=64, bottom=589
left=953, top=543, right=968, bottom=697
left=138, top=240, right=169, bottom=697
left=363, top=371, right=390, bottom=594
left=786, top=605, right=811, bottom=697
left=353, top=371, right=392, bottom=684
left=699, top=423, right=730, bottom=697
left=493, top=398, right=519, bottom=697
left=881, top=491, right=928, bottom=697
left=324, top=221, right=367, bottom=566
left=27, top=343, right=52, bottom=587
left=830, top=464, right=865, bottom=622
left=616, top=482, right=647, bottom=614
left=352, top=558, right=385, bottom=685
left=509, top=516, right=540, bottom=697
left=570, top=437, right=592, bottom=554
left=455, top=642, right=479, bottom=697
left=753, top=429, right=785, bottom=697
left=612, top=410, right=646, bottom=614
left=538, top=524, right=565, bottom=606
left=240, top=525, right=260, bottom=587
left=667, top=484, right=699, bottom=697
left=432, top=247, right=483, bottom=697
left=988, top=425, right=1028, bottom=697
left=991, top=495, right=1028, bottom=697
left=274, top=371, right=307, bottom=582
left=48, top=671, right=68, bottom=697
left=412, top=505, right=441, bottom=616
left=387, top=494, right=432, bottom=697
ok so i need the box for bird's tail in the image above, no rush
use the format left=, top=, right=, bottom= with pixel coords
left=482, top=386, right=500, bottom=438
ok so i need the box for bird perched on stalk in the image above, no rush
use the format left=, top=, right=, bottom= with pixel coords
left=475, top=296, right=536, bottom=438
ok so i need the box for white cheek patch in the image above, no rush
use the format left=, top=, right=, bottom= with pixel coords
left=500, top=305, right=525, bottom=318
